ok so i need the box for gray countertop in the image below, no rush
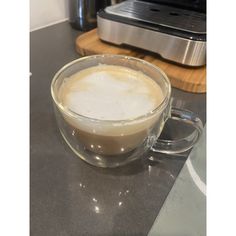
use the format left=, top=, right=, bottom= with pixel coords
left=149, top=127, right=206, bottom=236
left=30, top=21, right=206, bottom=236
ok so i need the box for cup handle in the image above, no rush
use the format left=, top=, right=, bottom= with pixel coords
left=151, top=107, right=204, bottom=154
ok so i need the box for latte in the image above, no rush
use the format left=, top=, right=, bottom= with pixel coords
left=58, top=64, right=164, bottom=155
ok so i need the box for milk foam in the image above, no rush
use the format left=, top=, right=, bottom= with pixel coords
left=60, top=65, right=164, bottom=120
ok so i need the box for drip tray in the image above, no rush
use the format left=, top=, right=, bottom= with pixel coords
left=97, top=0, right=206, bottom=66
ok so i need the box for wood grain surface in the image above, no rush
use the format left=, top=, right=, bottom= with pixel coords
left=75, top=29, right=206, bottom=93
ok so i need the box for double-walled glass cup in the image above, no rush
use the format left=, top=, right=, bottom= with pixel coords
left=51, top=55, right=203, bottom=168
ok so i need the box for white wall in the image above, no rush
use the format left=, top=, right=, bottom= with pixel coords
left=30, top=0, right=69, bottom=31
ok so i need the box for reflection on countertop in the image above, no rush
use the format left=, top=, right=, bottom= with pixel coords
left=149, top=127, right=206, bottom=236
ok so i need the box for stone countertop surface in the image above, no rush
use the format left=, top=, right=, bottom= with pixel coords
left=30, top=21, right=206, bottom=236
left=148, top=127, right=206, bottom=236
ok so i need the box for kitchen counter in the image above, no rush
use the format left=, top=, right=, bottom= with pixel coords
left=149, top=126, right=206, bottom=236
left=30, top=21, right=206, bottom=236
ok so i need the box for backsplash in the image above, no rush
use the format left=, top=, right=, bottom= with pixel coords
left=30, top=0, right=69, bottom=31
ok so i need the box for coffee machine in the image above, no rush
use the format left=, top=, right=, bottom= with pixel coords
left=97, top=0, right=206, bottom=66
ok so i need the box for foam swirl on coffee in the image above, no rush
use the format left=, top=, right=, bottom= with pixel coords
left=59, top=65, right=164, bottom=120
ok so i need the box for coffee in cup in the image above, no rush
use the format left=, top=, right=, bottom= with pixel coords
left=58, top=64, right=164, bottom=155
left=51, top=55, right=203, bottom=168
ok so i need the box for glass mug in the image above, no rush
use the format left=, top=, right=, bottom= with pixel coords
left=51, top=55, right=203, bottom=168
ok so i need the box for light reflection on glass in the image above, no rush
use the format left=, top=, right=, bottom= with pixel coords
left=97, top=145, right=101, bottom=149
left=118, top=201, right=123, bottom=206
left=121, top=147, right=125, bottom=152
left=90, top=144, right=94, bottom=148
left=95, top=156, right=101, bottom=160
left=72, top=130, right=75, bottom=136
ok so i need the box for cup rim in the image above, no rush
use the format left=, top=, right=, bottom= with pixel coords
left=51, top=54, right=171, bottom=123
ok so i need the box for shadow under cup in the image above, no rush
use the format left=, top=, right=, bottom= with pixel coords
left=51, top=55, right=171, bottom=168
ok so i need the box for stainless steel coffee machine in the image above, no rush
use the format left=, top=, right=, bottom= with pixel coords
left=97, top=0, right=206, bottom=66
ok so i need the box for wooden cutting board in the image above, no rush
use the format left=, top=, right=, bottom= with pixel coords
left=75, top=29, right=206, bottom=93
